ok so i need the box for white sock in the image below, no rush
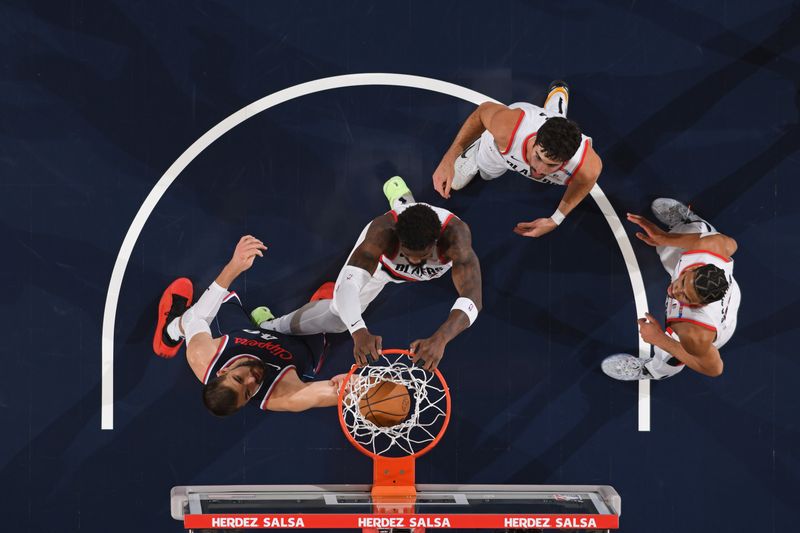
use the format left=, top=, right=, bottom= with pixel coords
left=166, top=318, right=182, bottom=342
left=392, top=193, right=415, bottom=211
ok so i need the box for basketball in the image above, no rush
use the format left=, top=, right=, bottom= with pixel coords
left=359, top=380, right=411, bottom=427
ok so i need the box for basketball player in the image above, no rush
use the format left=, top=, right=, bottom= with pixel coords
left=254, top=177, right=482, bottom=372
left=602, top=199, right=741, bottom=380
left=152, top=235, right=347, bottom=417
left=432, top=81, right=603, bottom=238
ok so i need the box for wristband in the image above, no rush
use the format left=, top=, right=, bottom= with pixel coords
left=550, top=208, right=566, bottom=225
left=451, top=297, right=479, bottom=326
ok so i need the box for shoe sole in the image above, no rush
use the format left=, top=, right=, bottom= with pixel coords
left=153, top=277, right=193, bottom=358
left=383, top=176, right=411, bottom=209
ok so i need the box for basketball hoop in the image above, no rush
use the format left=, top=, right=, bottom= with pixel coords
left=337, top=349, right=451, bottom=528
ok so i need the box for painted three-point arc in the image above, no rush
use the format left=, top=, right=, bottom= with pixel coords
left=101, top=73, right=650, bottom=432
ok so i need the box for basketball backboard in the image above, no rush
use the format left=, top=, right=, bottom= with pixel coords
left=171, top=483, right=621, bottom=531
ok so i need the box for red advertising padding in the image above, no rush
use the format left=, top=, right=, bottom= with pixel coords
left=184, top=513, right=619, bottom=529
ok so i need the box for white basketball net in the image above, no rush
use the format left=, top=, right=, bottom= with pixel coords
left=340, top=353, right=448, bottom=457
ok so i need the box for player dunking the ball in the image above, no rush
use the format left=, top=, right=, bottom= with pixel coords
left=253, top=177, right=483, bottom=371
left=602, top=199, right=741, bottom=380
left=153, top=235, right=346, bottom=417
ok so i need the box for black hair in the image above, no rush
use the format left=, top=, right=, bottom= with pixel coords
left=202, top=377, right=240, bottom=417
left=535, top=117, right=582, bottom=162
left=395, top=204, right=440, bottom=251
left=693, top=264, right=729, bottom=304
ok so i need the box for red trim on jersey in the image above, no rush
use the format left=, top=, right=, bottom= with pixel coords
left=521, top=133, right=537, bottom=164
left=682, top=249, right=732, bottom=262
left=565, top=139, right=590, bottom=185
left=202, top=335, right=229, bottom=384
left=500, top=109, right=525, bottom=155
left=260, top=365, right=297, bottom=410
left=666, top=318, right=717, bottom=332
left=440, top=213, right=455, bottom=234
left=378, top=258, right=418, bottom=282
left=679, top=262, right=706, bottom=276
left=388, top=210, right=398, bottom=222
left=222, top=291, right=240, bottom=304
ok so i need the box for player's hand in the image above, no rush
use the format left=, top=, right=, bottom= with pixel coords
left=409, top=335, right=446, bottom=372
left=351, top=328, right=382, bottom=367
left=433, top=157, right=455, bottom=199
left=230, top=235, right=268, bottom=273
left=627, top=213, right=670, bottom=247
left=330, top=373, right=349, bottom=395
left=513, top=217, right=558, bottom=238
left=638, top=312, right=667, bottom=345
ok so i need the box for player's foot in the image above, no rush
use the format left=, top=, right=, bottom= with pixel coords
left=544, top=80, right=570, bottom=117
left=601, top=353, right=654, bottom=381
left=650, top=198, right=703, bottom=229
left=451, top=140, right=480, bottom=191
left=383, top=176, right=413, bottom=210
left=309, top=281, right=334, bottom=302
left=250, top=306, right=275, bottom=327
left=153, top=277, right=193, bottom=358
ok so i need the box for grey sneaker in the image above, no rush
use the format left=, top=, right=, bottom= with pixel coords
left=650, top=198, right=702, bottom=229
left=601, top=354, right=654, bottom=381
left=451, top=139, right=480, bottom=191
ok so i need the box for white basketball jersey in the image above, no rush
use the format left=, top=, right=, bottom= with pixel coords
left=330, top=203, right=457, bottom=316
left=376, top=202, right=455, bottom=283
left=665, top=250, right=741, bottom=348
left=475, top=102, right=592, bottom=185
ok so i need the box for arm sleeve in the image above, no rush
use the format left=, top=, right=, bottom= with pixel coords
left=333, top=265, right=372, bottom=334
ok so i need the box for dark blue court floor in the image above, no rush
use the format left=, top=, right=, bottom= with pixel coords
left=1, top=1, right=799, bottom=532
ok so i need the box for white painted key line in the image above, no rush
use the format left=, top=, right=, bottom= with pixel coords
left=101, top=73, right=651, bottom=431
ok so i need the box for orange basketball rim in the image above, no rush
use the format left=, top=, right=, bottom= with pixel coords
left=337, top=349, right=452, bottom=515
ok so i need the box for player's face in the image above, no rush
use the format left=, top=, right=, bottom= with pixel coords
left=399, top=243, right=436, bottom=267
left=528, top=142, right=564, bottom=178
left=667, top=269, right=704, bottom=306
left=218, top=360, right=266, bottom=407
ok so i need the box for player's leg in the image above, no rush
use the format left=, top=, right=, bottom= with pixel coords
left=543, top=80, right=569, bottom=117
left=652, top=199, right=718, bottom=274
left=258, top=299, right=348, bottom=335
left=602, top=331, right=686, bottom=381
left=450, top=139, right=481, bottom=191
left=643, top=346, right=686, bottom=380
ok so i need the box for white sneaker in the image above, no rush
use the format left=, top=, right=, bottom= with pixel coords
left=451, top=140, right=480, bottom=191
left=601, top=354, right=654, bottom=381
left=650, top=198, right=702, bottom=229
left=543, top=80, right=570, bottom=117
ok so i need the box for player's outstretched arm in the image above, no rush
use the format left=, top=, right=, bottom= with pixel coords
left=627, top=214, right=738, bottom=257
left=433, top=102, right=518, bottom=198
left=182, top=236, right=267, bottom=380
left=215, top=235, right=268, bottom=289
left=638, top=313, right=724, bottom=377
left=513, top=146, right=602, bottom=238
left=335, top=215, right=394, bottom=366
left=265, top=372, right=349, bottom=412
left=410, top=220, right=482, bottom=371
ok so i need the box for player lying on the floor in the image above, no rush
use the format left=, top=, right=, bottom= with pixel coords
left=253, top=176, right=483, bottom=372
left=153, top=235, right=346, bottom=417
left=431, top=80, right=603, bottom=238
left=602, top=199, right=741, bottom=381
